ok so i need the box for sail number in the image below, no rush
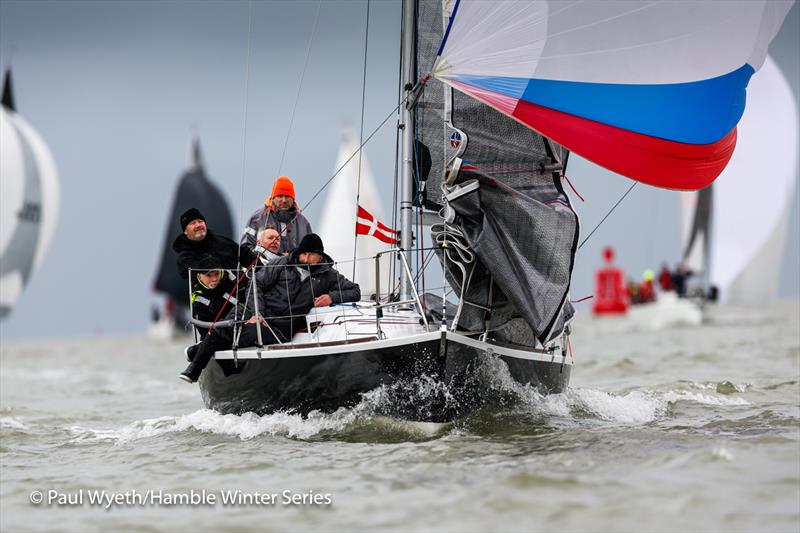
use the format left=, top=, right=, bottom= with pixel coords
left=18, top=202, right=41, bottom=223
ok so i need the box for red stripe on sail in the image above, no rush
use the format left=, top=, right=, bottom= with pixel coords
left=448, top=79, right=735, bottom=191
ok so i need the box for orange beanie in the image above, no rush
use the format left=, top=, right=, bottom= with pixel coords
left=265, top=176, right=296, bottom=207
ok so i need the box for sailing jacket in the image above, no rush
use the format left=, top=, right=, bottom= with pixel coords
left=240, top=206, right=313, bottom=255
left=189, top=270, right=247, bottom=337
left=249, top=254, right=361, bottom=332
left=190, top=270, right=240, bottom=323
left=172, top=230, right=258, bottom=280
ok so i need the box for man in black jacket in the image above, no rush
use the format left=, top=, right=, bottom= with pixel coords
left=255, top=233, right=361, bottom=334
left=173, top=208, right=258, bottom=280
left=179, top=233, right=361, bottom=383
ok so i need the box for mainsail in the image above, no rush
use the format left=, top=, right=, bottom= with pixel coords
left=681, top=56, right=798, bottom=304
left=415, top=0, right=578, bottom=346
left=317, top=129, right=394, bottom=298
left=0, top=68, right=60, bottom=320
left=152, top=136, right=235, bottom=309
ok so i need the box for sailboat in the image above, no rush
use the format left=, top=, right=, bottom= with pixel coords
left=193, top=0, right=792, bottom=421
left=151, top=135, right=235, bottom=339
left=317, top=128, right=395, bottom=299
left=0, top=68, right=59, bottom=320
left=681, top=55, right=799, bottom=306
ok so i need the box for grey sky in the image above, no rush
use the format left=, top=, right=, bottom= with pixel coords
left=0, top=0, right=798, bottom=339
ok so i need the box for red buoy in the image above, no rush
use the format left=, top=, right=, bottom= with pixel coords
left=592, top=246, right=628, bottom=315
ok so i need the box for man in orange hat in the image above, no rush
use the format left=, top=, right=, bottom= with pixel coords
left=241, top=176, right=312, bottom=254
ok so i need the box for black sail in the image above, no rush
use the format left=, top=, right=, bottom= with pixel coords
left=153, top=138, right=235, bottom=305
left=416, top=0, right=579, bottom=345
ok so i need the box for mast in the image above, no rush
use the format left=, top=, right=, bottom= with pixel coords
left=398, top=0, right=416, bottom=301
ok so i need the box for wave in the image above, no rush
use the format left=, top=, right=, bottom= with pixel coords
left=60, top=355, right=758, bottom=444
left=0, top=416, right=29, bottom=431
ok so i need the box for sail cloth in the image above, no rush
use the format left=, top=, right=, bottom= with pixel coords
left=415, top=0, right=577, bottom=346
left=431, top=0, right=794, bottom=190
left=152, top=137, right=235, bottom=305
left=318, top=130, right=394, bottom=298
left=681, top=56, right=799, bottom=304
left=0, top=69, right=60, bottom=320
left=445, top=167, right=578, bottom=344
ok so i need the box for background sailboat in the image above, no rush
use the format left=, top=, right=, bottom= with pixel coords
left=681, top=55, right=799, bottom=304
left=317, top=128, right=395, bottom=299
left=0, top=68, right=59, bottom=320
left=151, top=135, right=235, bottom=338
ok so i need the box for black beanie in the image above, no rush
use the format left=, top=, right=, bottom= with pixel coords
left=194, top=255, right=220, bottom=272
left=180, top=208, right=206, bottom=231
left=296, top=233, right=324, bottom=255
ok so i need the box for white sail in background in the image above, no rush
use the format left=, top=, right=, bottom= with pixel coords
left=681, top=56, right=798, bottom=303
left=317, top=129, right=394, bottom=299
left=0, top=70, right=60, bottom=319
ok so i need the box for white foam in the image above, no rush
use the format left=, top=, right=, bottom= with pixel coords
left=711, top=447, right=735, bottom=461
left=661, top=390, right=750, bottom=406
left=689, top=381, right=750, bottom=393
left=565, top=388, right=665, bottom=424
left=66, top=408, right=369, bottom=445
left=0, top=416, right=28, bottom=431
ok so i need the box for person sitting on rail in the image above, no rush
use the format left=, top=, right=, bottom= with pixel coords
left=183, top=257, right=244, bottom=363
left=179, top=233, right=360, bottom=383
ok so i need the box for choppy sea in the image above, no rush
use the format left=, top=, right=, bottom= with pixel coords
left=1, top=302, right=798, bottom=532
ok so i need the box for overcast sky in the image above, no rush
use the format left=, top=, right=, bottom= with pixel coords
left=1, top=0, right=798, bottom=340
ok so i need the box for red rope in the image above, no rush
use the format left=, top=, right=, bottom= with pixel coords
left=571, top=295, right=594, bottom=303
left=562, top=174, right=584, bottom=202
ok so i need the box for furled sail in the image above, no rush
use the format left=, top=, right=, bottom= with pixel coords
left=317, top=129, right=394, bottom=298
left=0, top=68, right=60, bottom=320
left=431, top=0, right=794, bottom=191
left=681, top=56, right=798, bottom=303
left=152, top=136, right=235, bottom=307
left=416, top=0, right=578, bottom=346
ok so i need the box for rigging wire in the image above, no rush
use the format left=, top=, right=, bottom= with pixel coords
left=300, top=88, right=417, bottom=213
left=276, top=0, right=322, bottom=176
left=390, top=113, right=402, bottom=298
left=577, top=181, right=638, bottom=250
left=352, top=0, right=371, bottom=281
left=234, top=0, right=254, bottom=331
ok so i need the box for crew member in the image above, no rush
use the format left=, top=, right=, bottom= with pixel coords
left=240, top=176, right=312, bottom=254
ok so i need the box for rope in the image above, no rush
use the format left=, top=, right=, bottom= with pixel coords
left=277, top=0, right=322, bottom=176
left=562, top=174, right=584, bottom=202
left=578, top=181, right=638, bottom=250
left=352, top=0, right=371, bottom=281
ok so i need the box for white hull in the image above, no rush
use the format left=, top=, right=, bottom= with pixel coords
left=586, top=292, right=703, bottom=333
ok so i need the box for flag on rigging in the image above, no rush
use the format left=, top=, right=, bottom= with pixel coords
left=355, top=205, right=398, bottom=244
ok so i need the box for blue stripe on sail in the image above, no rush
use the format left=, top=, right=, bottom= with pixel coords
left=451, top=64, right=755, bottom=145
left=437, top=0, right=461, bottom=56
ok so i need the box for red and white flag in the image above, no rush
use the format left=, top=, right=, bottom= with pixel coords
left=356, top=205, right=399, bottom=244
